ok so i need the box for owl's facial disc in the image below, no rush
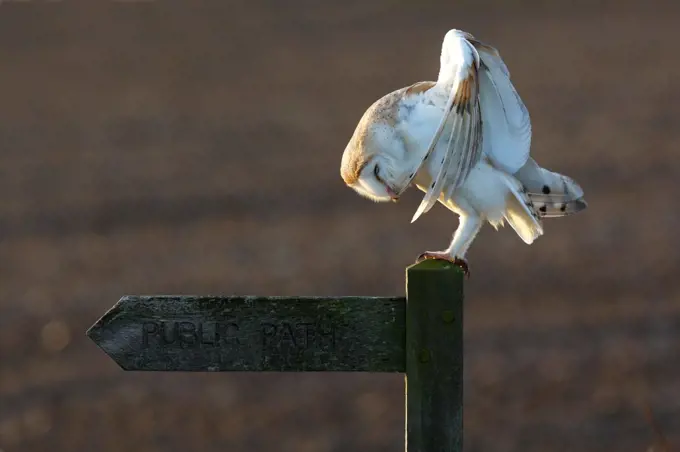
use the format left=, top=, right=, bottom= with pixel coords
left=354, top=160, right=400, bottom=203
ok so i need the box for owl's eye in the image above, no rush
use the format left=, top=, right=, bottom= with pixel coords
left=373, top=164, right=381, bottom=180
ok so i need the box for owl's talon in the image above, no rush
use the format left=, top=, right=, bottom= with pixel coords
left=415, top=252, right=470, bottom=278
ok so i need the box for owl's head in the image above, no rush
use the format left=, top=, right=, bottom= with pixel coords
left=340, top=87, right=425, bottom=203
left=340, top=119, right=409, bottom=203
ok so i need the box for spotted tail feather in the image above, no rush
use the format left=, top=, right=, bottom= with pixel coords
left=528, top=195, right=587, bottom=218
left=514, top=158, right=587, bottom=218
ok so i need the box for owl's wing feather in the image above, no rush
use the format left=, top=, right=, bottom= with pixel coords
left=410, top=31, right=483, bottom=223
left=471, top=38, right=532, bottom=174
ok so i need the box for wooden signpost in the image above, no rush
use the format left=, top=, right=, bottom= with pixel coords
left=87, top=259, right=465, bottom=451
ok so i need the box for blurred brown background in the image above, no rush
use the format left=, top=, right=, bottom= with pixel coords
left=1, top=1, right=679, bottom=451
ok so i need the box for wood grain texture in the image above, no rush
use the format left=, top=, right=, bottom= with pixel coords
left=406, top=260, right=465, bottom=452
left=87, top=295, right=406, bottom=372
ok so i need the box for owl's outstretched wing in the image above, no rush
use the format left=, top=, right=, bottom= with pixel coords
left=408, top=30, right=533, bottom=223
left=471, top=36, right=532, bottom=175
left=410, top=30, right=483, bottom=223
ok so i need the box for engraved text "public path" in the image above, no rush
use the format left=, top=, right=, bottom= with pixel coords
left=141, top=320, right=336, bottom=351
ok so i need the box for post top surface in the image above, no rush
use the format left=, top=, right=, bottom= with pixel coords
left=406, top=259, right=465, bottom=274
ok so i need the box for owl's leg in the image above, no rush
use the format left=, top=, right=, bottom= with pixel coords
left=416, top=214, right=482, bottom=278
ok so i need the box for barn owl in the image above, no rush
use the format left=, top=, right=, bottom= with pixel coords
left=340, top=29, right=587, bottom=276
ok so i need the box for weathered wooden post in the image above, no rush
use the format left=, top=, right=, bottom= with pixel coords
left=87, top=259, right=464, bottom=451
left=406, top=259, right=464, bottom=452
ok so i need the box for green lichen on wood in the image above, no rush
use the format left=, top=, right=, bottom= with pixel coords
left=405, top=259, right=464, bottom=452
left=87, top=295, right=406, bottom=372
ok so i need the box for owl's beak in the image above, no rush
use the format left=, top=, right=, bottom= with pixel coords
left=385, top=185, right=400, bottom=202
